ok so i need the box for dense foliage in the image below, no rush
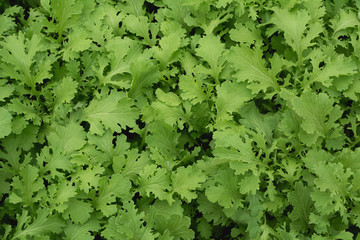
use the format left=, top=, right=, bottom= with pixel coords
left=1, top=0, right=360, bottom=239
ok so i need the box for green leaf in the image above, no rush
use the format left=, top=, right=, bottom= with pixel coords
left=156, top=215, right=195, bottom=240
left=123, top=15, right=156, bottom=46
left=196, top=218, right=212, bottom=239
left=239, top=174, right=259, bottom=195
left=0, top=33, right=42, bottom=76
left=239, top=103, right=279, bottom=145
left=63, top=198, right=93, bottom=224
left=96, top=37, right=139, bottom=86
left=64, top=219, right=101, bottom=240
left=215, top=81, right=253, bottom=121
left=152, top=32, right=183, bottom=69
left=73, top=165, right=104, bottom=193
left=47, top=122, right=86, bottom=153
left=86, top=130, right=128, bottom=165
left=229, top=23, right=262, bottom=44
left=0, top=33, right=56, bottom=89
left=85, top=91, right=139, bottom=135
left=151, top=101, right=187, bottom=128
left=45, top=0, right=83, bottom=38
left=38, top=147, right=72, bottom=178
left=331, top=9, right=359, bottom=37
left=128, top=59, right=160, bottom=102
left=0, top=107, right=12, bottom=138
left=270, top=8, right=322, bottom=64
left=102, top=201, right=158, bottom=240
left=53, top=77, right=78, bottom=107
left=7, top=99, right=40, bottom=124
left=288, top=182, right=314, bottom=233
left=0, top=80, right=14, bottom=102
left=195, top=35, right=226, bottom=82
left=94, top=174, right=132, bottom=217
left=113, top=149, right=150, bottom=181
left=205, top=169, right=242, bottom=208
left=306, top=50, right=357, bottom=88
left=122, top=0, right=146, bottom=16
left=197, top=194, right=228, bottom=225
left=146, top=121, right=181, bottom=160
left=62, top=29, right=92, bottom=61
left=228, top=45, right=280, bottom=95
left=178, top=75, right=208, bottom=105
left=0, top=169, right=11, bottom=197
left=292, top=92, right=342, bottom=136
left=0, top=13, right=16, bottom=37
left=48, top=182, right=77, bottom=213
left=11, top=209, right=65, bottom=240
left=171, top=166, right=206, bottom=202
left=155, top=89, right=182, bottom=107
left=313, top=162, right=351, bottom=198
left=213, top=127, right=258, bottom=174
left=138, top=164, right=171, bottom=201
left=9, top=165, right=43, bottom=207
left=278, top=109, right=302, bottom=138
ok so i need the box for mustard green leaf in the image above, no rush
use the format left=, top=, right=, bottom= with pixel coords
left=7, top=99, right=40, bottom=124
left=53, top=77, right=78, bottom=107
left=138, top=164, right=171, bottom=201
left=48, top=182, right=77, bottom=213
left=152, top=32, right=182, bottom=69
left=155, top=89, right=182, bottom=107
left=215, top=81, right=253, bottom=121
left=305, top=49, right=357, bottom=88
left=96, top=37, right=138, bottom=86
left=151, top=101, right=186, bottom=127
left=331, top=9, right=359, bottom=37
left=178, top=75, right=208, bottom=105
left=123, top=15, right=157, bottom=46
left=47, top=122, right=86, bottom=153
left=11, top=209, right=65, bottom=240
left=0, top=81, right=14, bottom=102
left=156, top=215, right=195, bottom=240
left=113, top=149, right=151, bottom=181
left=171, top=166, right=206, bottom=202
left=0, top=107, right=12, bottom=138
left=102, top=200, right=158, bottom=240
left=205, top=169, right=242, bottom=209
left=213, top=127, right=258, bottom=174
left=197, top=194, right=228, bottom=225
left=46, top=0, right=83, bottom=38
left=0, top=14, right=16, bottom=37
left=63, top=198, right=93, bottom=224
left=94, top=174, right=132, bottom=217
left=239, top=174, right=259, bottom=195
left=292, top=92, right=342, bottom=136
left=128, top=60, right=160, bottom=100
left=0, top=33, right=55, bottom=88
left=9, top=165, right=43, bottom=207
left=313, top=161, right=351, bottom=198
left=288, top=182, right=314, bottom=233
left=85, top=91, right=139, bottom=135
left=195, top=35, right=226, bottom=82
left=73, top=165, right=104, bottom=194
left=228, top=45, right=280, bottom=95
left=146, top=121, right=181, bottom=160
left=269, top=8, right=321, bottom=64
left=62, top=29, right=92, bottom=61
left=64, top=219, right=101, bottom=240
left=229, top=23, right=262, bottom=44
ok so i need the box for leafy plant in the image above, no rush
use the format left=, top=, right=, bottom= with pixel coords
left=1, top=0, right=360, bottom=239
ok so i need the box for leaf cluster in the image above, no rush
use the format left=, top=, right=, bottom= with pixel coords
left=1, top=0, right=360, bottom=239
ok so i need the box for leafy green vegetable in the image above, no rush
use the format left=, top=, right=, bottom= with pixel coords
left=1, top=0, right=360, bottom=239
